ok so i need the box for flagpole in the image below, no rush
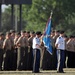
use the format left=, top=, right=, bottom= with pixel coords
left=50, top=10, right=53, bottom=19
left=44, top=10, right=53, bottom=36
left=42, top=10, right=53, bottom=55
left=49, top=10, right=53, bottom=31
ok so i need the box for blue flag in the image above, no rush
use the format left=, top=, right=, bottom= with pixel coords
left=43, top=18, right=52, bottom=55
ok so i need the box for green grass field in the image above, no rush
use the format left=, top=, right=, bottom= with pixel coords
left=0, top=68, right=75, bottom=75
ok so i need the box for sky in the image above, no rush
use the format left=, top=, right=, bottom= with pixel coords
left=2, top=5, right=6, bottom=9
left=2, top=5, right=8, bottom=12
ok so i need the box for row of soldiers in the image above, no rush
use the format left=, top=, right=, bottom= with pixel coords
left=50, top=30, right=75, bottom=69
left=41, top=30, right=75, bottom=70
left=0, top=30, right=35, bottom=71
left=0, top=29, right=75, bottom=71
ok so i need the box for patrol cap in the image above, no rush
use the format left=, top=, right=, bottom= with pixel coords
left=15, top=32, right=21, bottom=35
left=30, top=31, right=35, bottom=34
left=69, top=35, right=74, bottom=38
left=36, top=31, right=41, bottom=35
left=21, top=30, right=26, bottom=33
left=26, top=31, right=30, bottom=34
left=6, top=32, right=11, bottom=35
left=55, top=30, right=60, bottom=33
left=57, top=30, right=60, bottom=33
left=0, top=32, right=4, bottom=36
left=10, top=30, right=15, bottom=33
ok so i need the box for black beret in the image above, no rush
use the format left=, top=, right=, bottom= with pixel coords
left=60, top=30, right=64, bottom=34
left=36, top=31, right=41, bottom=35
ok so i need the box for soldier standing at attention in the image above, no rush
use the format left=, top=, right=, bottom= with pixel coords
left=16, top=31, right=27, bottom=70
left=3, top=32, right=12, bottom=70
left=23, top=31, right=29, bottom=70
left=14, top=32, right=21, bottom=70
left=32, top=31, right=41, bottom=73
left=55, top=31, right=65, bottom=73
left=10, top=30, right=17, bottom=70
left=28, top=31, right=35, bottom=70
left=66, top=35, right=75, bottom=68
left=0, top=32, right=4, bottom=70
left=51, top=30, right=60, bottom=70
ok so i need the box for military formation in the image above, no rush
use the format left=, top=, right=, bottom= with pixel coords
left=0, top=30, right=35, bottom=71
left=0, top=30, right=75, bottom=73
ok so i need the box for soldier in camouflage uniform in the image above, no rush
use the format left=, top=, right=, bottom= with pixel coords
left=66, top=35, right=75, bottom=68
left=28, top=31, right=35, bottom=70
left=16, top=31, right=28, bottom=70
left=14, top=32, right=21, bottom=70
left=3, top=32, right=12, bottom=70
left=10, top=30, right=17, bottom=70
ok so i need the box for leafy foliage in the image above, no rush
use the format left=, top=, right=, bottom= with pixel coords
left=2, top=0, right=75, bottom=35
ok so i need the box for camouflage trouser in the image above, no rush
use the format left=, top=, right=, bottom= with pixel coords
left=27, top=47, right=33, bottom=70
left=17, top=47, right=24, bottom=70
left=17, top=47, right=28, bottom=70
left=4, top=50, right=14, bottom=70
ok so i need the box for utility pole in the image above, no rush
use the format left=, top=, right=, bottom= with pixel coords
left=19, top=4, right=22, bottom=31
left=0, top=4, right=2, bottom=31
left=15, top=5, right=18, bottom=31
left=11, top=4, right=14, bottom=29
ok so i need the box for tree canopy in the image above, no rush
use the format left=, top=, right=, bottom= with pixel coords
left=2, top=0, right=75, bottom=36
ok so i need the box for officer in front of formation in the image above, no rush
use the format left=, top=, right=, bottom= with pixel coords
left=32, top=31, right=41, bottom=73
left=55, top=30, right=65, bottom=73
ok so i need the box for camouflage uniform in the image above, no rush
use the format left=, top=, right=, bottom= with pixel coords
left=16, top=33, right=28, bottom=70
left=67, top=36, right=75, bottom=68
left=28, top=36, right=33, bottom=70
left=3, top=32, right=13, bottom=70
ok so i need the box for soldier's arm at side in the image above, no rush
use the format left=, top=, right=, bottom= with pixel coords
left=15, top=37, right=21, bottom=47
left=55, top=37, right=60, bottom=49
left=55, top=43, right=58, bottom=49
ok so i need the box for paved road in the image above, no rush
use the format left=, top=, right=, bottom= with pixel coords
left=0, top=68, right=75, bottom=75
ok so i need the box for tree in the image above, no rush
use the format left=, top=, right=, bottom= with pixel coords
left=22, top=0, right=75, bottom=34
left=2, top=6, right=12, bottom=32
left=2, top=0, right=75, bottom=35
left=2, top=5, right=26, bottom=32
